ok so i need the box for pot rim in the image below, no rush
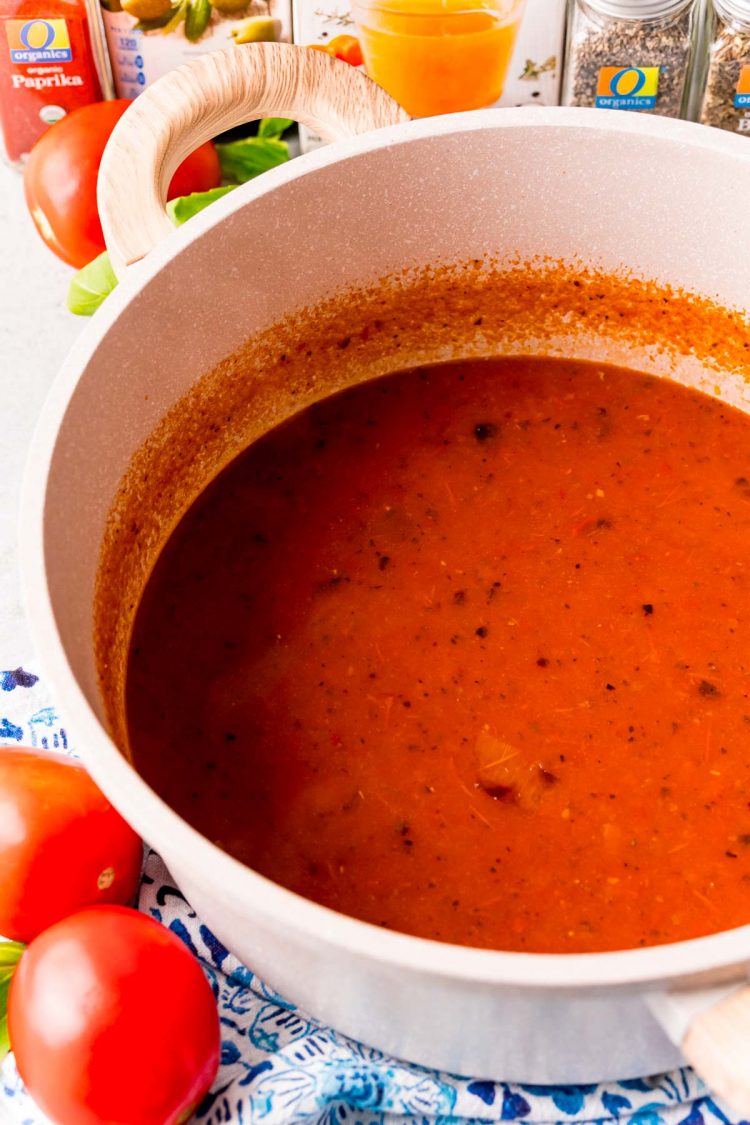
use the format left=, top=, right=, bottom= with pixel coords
left=21, top=106, right=750, bottom=993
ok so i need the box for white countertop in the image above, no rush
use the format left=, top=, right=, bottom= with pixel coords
left=0, top=157, right=83, bottom=1125
left=0, top=159, right=83, bottom=669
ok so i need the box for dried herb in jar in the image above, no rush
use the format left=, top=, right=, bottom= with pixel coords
left=700, top=0, right=750, bottom=134
left=563, top=0, right=700, bottom=119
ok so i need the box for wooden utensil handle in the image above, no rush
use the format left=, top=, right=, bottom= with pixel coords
left=682, top=985, right=750, bottom=1115
left=98, top=43, right=409, bottom=276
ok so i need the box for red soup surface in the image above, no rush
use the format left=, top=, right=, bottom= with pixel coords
left=127, top=357, right=750, bottom=953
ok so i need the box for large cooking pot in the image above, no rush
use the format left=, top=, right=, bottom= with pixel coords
left=21, top=43, right=750, bottom=1112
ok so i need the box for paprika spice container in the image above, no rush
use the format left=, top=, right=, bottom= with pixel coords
left=0, top=0, right=112, bottom=164
left=698, top=0, right=750, bottom=134
left=562, top=0, right=701, bottom=118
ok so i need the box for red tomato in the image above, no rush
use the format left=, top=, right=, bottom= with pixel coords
left=166, top=138, right=221, bottom=202
left=0, top=747, right=143, bottom=943
left=9, top=906, right=221, bottom=1125
left=326, top=34, right=364, bottom=67
left=23, top=100, right=221, bottom=269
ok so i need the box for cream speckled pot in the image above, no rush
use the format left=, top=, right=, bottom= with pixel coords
left=20, top=43, right=750, bottom=1113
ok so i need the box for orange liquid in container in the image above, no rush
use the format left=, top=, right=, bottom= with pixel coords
left=352, top=0, right=524, bottom=117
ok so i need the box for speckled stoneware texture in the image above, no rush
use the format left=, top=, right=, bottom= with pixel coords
left=20, top=109, right=750, bottom=1084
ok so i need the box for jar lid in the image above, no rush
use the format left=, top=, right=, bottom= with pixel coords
left=582, top=0, right=695, bottom=17
left=713, top=0, right=750, bottom=22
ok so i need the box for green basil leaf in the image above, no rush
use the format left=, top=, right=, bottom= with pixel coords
left=67, top=188, right=236, bottom=317
left=0, top=942, right=24, bottom=969
left=166, top=184, right=236, bottom=226
left=257, top=117, right=293, bottom=139
left=216, top=136, right=289, bottom=184
left=67, top=251, right=119, bottom=317
left=0, top=942, right=25, bottom=1059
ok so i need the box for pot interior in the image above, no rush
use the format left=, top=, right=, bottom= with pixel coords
left=94, top=256, right=750, bottom=757
left=38, top=112, right=750, bottom=891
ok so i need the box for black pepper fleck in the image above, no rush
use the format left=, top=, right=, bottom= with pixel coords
left=474, top=423, right=497, bottom=442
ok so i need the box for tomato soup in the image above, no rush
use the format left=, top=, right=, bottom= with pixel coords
left=126, top=357, right=750, bottom=953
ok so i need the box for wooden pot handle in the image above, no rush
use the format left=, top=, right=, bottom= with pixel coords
left=682, top=986, right=750, bottom=1115
left=98, top=43, right=409, bottom=277
left=650, top=983, right=750, bottom=1116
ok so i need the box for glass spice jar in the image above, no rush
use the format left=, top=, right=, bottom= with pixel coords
left=562, top=0, right=701, bottom=118
left=699, top=0, right=750, bottom=133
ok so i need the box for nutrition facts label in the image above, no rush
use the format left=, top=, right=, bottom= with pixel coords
left=101, top=9, right=192, bottom=96
left=100, top=2, right=291, bottom=99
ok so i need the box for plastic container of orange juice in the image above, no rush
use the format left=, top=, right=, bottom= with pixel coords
left=293, top=0, right=566, bottom=150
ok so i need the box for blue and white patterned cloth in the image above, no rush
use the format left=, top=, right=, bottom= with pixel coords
left=0, top=665, right=746, bottom=1125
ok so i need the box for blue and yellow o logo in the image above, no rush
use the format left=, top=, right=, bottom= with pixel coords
left=19, top=20, right=56, bottom=49
left=608, top=68, right=646, bottom=97
left=597, top=66, right=660, bottom=100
